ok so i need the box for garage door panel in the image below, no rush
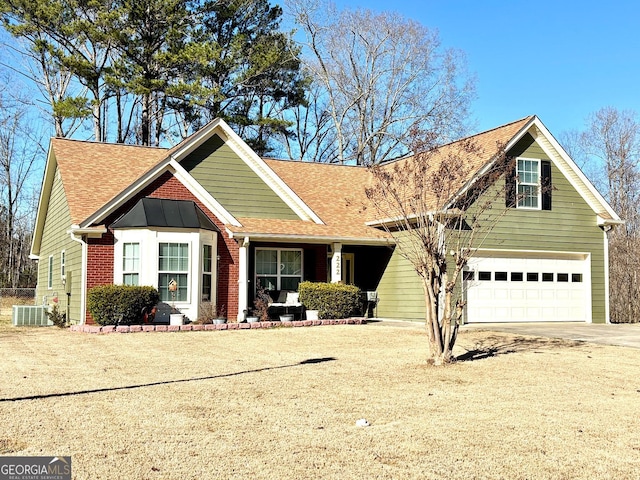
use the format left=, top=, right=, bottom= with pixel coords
left=465, top=255, right=588, bottom=323
left=510, top=289, right=525, bottom=300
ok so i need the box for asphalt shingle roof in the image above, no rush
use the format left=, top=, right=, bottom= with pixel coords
left=50, top=116, right=532, bottom=240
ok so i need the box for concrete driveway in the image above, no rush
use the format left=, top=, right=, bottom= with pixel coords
left=372, top=320, right=640, bottom=349
left=463, top=322, right=640, bottom=349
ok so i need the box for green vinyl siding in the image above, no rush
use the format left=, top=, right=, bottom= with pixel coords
left=376, top=135, right=608, bottom=323
left=35, top=165, right=82, bottom=323
left=374, top=241, right=425, bottom=320
left=180, top=135, right=299, bottom=220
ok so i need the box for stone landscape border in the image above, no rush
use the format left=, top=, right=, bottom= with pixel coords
left=69, top=318, right=366, bottom=334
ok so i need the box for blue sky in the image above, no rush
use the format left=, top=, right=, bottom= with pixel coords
left=333, top=0, right=640, bottom=137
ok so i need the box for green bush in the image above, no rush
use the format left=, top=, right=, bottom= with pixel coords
left=298, top=281, right=361, bottom=319
left=87, top=285, right=159, bottom=326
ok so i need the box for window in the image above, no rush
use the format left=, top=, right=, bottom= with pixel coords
left=48, top=255, right=53, bottom=289
left=122, top=243, right=140, bottom=286
left=517, top=158, right=540, bottom=209
left=557, top=273, right=569, bottom=282
left=527, top=272, right=539, bottom=282
left=463, top=271, right=475, bottom=281
left=495, top=271, right=508, bottom=281
left=60, top=250, right=66, bottom=279
left=511, top=272, right=523, bottom=282
left=572, top=274, right=583, bottom=283
left=255, top=248, right=303, bottom=291
left=202, top=244, right=212, bottom=302
left=542, top=273, right=554, bottom=282
left=158, top=243, right=189, bottom=302
left=478, top=271, right=491, bottom=281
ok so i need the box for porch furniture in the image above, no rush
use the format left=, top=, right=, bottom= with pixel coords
left=268, top=291, right=304, bottom=320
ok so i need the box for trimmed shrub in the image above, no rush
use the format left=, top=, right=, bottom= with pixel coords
left=298, top=281, right=361, bottom=319
left=87, top=285, right=160, bottom=326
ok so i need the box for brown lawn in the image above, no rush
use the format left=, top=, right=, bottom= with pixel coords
left=0, top=315, right=639, bottom=479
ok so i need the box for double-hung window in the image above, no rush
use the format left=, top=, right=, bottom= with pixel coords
left=122, top=243, right=140, bottom=286
left=517, top=158, right=540, bottom=209
left=158, top=242, right=189, bottom=302
left=255, top=248, right=302, bottom=291
left=202, top=244, right=212, bottom=302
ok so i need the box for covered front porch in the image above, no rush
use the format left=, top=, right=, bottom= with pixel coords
left=234, top=237, right=393, bottom=321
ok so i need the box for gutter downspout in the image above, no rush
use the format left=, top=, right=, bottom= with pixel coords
left=603, top=225, right=612, bottom=324
left=69, top=231, right=88, bottom=325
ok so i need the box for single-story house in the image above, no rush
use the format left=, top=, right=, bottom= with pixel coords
left=30, top=116, right=621, bottom=324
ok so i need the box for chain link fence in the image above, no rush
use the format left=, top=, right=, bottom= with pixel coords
left=1, top=288, right=36, bottom=316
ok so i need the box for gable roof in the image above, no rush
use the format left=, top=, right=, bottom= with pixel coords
left=377, top=116, right=533, bottom=213
left=53, top=138, right=169, bottom=226
left=31, top=115, right=621, bottom=257
left=229, top=160, right=388, bottom=242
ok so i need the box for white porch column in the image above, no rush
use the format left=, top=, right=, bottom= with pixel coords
left=330, top=242, right=342, bottom=283
left=237, top=236, right=250, bottom=321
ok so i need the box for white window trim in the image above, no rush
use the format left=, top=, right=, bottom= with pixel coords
left=113, top=228, right=217, bottom=322
left=158, top=241, right=191, bottom=303
left=201, top=243, right=213, bottom=303
left=255, top=247, right=304, bottom=292
left=48, top=255, right=54, bottom=289
left=516, top=157, right=541, bottom=210
left=122, top=242, right=140, bottom=285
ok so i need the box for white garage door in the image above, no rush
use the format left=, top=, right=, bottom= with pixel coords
left=464, top=255, right=589, bottom=323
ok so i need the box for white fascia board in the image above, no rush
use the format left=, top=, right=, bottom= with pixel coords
left=214, top=121, right=324, bottom=225
left=81, top=159, right=241, bottom=229
left=444, top=117, right=539, bottom=210
left=528, top=118, right=621, bottom=222
left=169, top=160, right=242, bottom=227
left=366, top=209, right=462, bottom=228
left=30, top=142, right=57, bottom=257
left=597, top=215, right=625, bottom=227
left=227, top=231, right=393, bottom=246
left=166, top=118, right=223, bottom=160
left=80, top=160, right=172, bottom=227
left=68, top=225, right=107, bottom=237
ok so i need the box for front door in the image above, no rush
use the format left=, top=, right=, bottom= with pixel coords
left=342, top=253, right=355, bottom=284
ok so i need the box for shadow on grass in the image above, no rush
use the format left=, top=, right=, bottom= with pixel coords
left=457, top=335, right=582, bottom=362
left=0, top=357, right=336, bottom=403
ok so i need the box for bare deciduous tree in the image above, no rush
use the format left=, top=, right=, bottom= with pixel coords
left=287, top=0, right=475, bottom=164
left=569, top=107, right=640, bottom=323
left=365, top=133, right=511, bottom=364
left=0, top=82, right=42, bottom=287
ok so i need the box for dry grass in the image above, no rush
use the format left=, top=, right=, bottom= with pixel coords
left=0, top=317, right=639, bottom=479
left=0, top=296, right=34, bottom=324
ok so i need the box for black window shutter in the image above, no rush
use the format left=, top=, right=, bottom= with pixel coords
left=505, top=164, right=517, bottom=208
left=541, top=160, right=552, bottom=210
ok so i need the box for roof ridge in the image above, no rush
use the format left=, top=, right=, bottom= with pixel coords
left=263, top=157, right=366, bottom=169
left=381, top=115, right=535, bottom=165
left=51, top=137, right=170, bottom=150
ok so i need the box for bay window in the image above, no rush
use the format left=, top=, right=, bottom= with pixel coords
left=122, top=242, right=140, bottom=285
left=202, top=244, right=212, bottom=302
left=158, top=242, right=189, bottom=302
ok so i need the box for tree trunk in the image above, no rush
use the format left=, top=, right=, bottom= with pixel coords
left=141, top=92, right=150, bottom=146
left=421, top=274, right=452, bottom=365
